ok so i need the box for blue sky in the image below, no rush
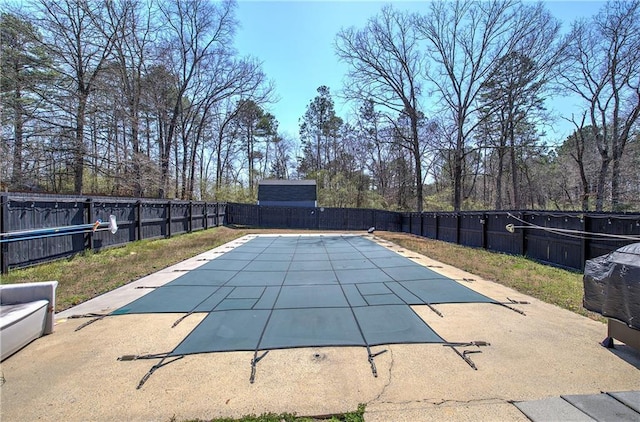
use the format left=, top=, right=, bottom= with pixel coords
left=234, top=1, right=605, bottom=143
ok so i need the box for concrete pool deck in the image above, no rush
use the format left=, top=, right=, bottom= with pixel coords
left=1, top=233, right=638, bottom=421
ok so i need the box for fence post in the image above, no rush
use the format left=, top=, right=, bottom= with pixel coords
left=434, top=214, right=439, bottom=240
left=520, top=212, right=527, bottom=257
left=481, top=213, right=487, bottom=249
left=189, top=201, right=193, bottom=233
left=136, top=200, right=142, bottom=241
left=167, top=200, right=172, bottom=238
left=455, top=213, right=461, bottom=245
left=203, top=202, right=208, bottom=230
left=1, top=194, right=8, bottom=274
left=86, top=198, right=94, bottom=251
left=409, top=213, right=412, bottom=234
left=581, top=215, right=590, bottom=271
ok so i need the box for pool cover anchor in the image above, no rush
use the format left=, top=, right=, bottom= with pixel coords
left=249, top=350, right=270, bottom=383
left=172, top=312, right=193, bottom=328
left=117, top=352, right=184, bottom=389
left=367, top=348, right=387, bottom=377
left=425, top=303, right=444, bottom=318
left=443, top=341, right=490, bottom=370
left=497, top=298, right=528, bottom=316
left=68, top=313, right=110, bottom=331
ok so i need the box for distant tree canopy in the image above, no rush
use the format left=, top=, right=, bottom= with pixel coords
left=1, top=0, right=639, bottom=212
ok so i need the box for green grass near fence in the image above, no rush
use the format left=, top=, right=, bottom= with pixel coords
left=1, top=227, right=597, bottom=322
left=0, top=227, right=246, bottom=311
left=375, top=232, right=602, bottom=321
left=175, top=404, right=366, bottom=422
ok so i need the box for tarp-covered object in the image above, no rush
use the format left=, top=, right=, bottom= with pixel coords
left=583, top=243, right=640, bottom=329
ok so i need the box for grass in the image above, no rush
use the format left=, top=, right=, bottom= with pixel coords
left=0, top=226, right=247, bottom=311
left=0, top=226, right=599, bottom=318
left=375, top=232, right=603, bottom=321
left=175, top=404, right=366, bottom=422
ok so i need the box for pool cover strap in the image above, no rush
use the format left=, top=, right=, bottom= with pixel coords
left=110, top=235, right=511, bottom=387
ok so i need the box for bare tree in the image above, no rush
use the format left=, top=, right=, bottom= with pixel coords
left=104, top=0, right=156, bottom=196
left=477, top=3, right=564, bottom=209
left=336, top=5, right=427, bottom=211
left=561, top=117, right=599, bottom=211
left=0, top=12, right=52, bottom=190
left=33, top=0, right=120, bottom=194
left=155, top=0, right=237, bottom=198
left=561, top=0, right=640, bottom=211
left=416, top=0, right=534, bottom=211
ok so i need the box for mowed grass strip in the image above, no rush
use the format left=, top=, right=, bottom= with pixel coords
left=375, top=232, right=602, bottom=321
left=178, top=403, right=366, bottom=422
left=1, top=227, right=598, bottom=321
left=0, top=226, right=246, bottom=311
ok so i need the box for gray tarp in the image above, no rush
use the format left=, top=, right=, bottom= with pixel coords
left=583, top=242, right=640, bottom=329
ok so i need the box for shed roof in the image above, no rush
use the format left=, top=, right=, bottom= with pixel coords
left=258, top=179, right=316, bottom=186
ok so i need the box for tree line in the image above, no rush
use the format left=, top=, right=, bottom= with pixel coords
left=2, top=0, right=639, bottom=212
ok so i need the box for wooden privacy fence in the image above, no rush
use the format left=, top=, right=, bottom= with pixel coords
left=225, top=203, right=402, bottom=232
left=227, top=203, right=640, bottom=272
left=0, top=193, right=226, bottom=273
left=401, top=211, right=640, bottom=271
left=2, top=195, right=639, bottom=273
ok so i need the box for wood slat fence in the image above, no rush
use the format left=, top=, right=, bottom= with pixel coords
left=1, top=193, right=226, bottom=273
left=2, top=194, right=639, bottom=273
left=228, top=203, right=640, bottom=272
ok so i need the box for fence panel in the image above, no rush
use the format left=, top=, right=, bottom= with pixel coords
left=226, top=203, right=259, bottom=226
left=587, top=214, right=640, bottom=261
left=258, top=206, right=289, bottom=228
left=407, top=213, right=421, bottom=235
left=290, top=207, right=318, bottom=229
left=192, top=203, right=205, bottom=231
left=422, top=214, right=437, bottom=239
left=1, top=193, right=225, bottom=272
left=170, top=202, right=191, bottom=235
left=90, top=200, right=136, bottom=249
left=373, top=210, right=402, bottom=232
left=3, top=198, right=86, bottom=268
left=216, top=203, right=227, bottom=226
left=319, top=208, right=347, bottom=230
left=459, top=213, right=484, bottom=248
left=141, top=201, right=168, bottom=240
left=485, top=213, right=523, bottom=255
left=436, top=214, right=458, bottom=243
left=346, top=208, right=375, bottom=230
left=523, top=213, right=583, bottom=270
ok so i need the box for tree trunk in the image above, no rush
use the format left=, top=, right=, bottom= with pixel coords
left=74, top=98, right=87, bottom=194
left=11, top=87, right=23, bottom=188
left=411, top=113, right=423, bottom=212
left=495, top=147, right=505, bottom=210
left=595, top=157, right=611, bottom=212
left=453, top=125, right=464, bottom=212
left=507, top=117, right=520, bottom=209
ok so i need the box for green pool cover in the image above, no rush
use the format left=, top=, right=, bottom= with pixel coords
left=113, top=235, right=497, bottom=358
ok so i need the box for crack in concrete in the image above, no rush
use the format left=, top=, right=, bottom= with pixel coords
left=368, top=347, right=395, bottom=404
left=373, top=396, right=512, bottom=407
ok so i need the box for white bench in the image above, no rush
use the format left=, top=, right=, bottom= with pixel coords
left=0, top=281, right=58, bottom=361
